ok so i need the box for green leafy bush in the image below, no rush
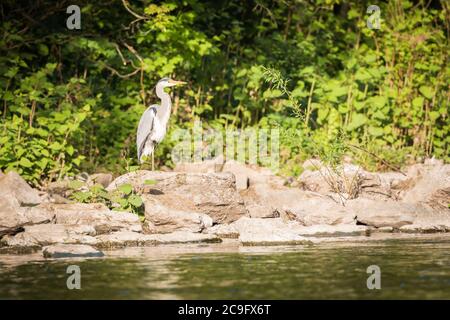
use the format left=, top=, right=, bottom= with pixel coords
left=0, top=0, right=448, bottom=184
left=69, top=182, right=145, bottom=217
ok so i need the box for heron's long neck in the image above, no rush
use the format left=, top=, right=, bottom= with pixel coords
left=156, top=86, right=172, bottom=124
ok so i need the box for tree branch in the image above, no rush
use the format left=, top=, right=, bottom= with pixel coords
left=121, top=0, right=148, bottom=20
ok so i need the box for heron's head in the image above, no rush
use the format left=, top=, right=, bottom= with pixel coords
left=157, top=77, right=187, bottom=88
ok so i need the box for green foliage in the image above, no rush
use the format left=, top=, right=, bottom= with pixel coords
left=0, top=60, right=92, bottom=185
left=69, top=182, right=144, bottom=216
left=0, top=0, right=448, bottom=184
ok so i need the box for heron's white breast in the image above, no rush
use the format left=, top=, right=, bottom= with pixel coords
left=150, top=116, right=167, bottom=143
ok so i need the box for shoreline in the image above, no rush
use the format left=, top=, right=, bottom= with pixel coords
left=1, top=159, right=449, bottom=260
left=1, top=232, right=450, bottom=267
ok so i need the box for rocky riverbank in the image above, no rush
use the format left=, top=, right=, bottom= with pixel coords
left=1, top=159, right=449, bottom=258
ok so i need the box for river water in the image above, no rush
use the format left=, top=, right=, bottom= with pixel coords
left=0, top=236, right=449, bottom=299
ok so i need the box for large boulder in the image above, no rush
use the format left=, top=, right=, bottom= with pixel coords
left=0, top=195, right=26, bottom=230
left=206, top=218, right=367, bottom=240
left=1, top=224, right=98, bottom=248
left=204, top=223, right=240, bottom=239
left=38, top=203, right=142, bottom=234
left=347, top=198, right=417, bottom=228
left=222, top=160, right=284, bottom=191
left=400, top=163, right=450, bottom=210
left=0, top=172, right=53, bottom=240
left=107, top=171, right=247, bottom=224
left=241, top=184, right=354, bottom=225
left=281, top=198, right=355, bottom=226
left=96, top=231, right=221, bottom=248
left=142, top=195, right=213, bottom=233
left=0, top=171, right=41, bottom=206
left=0, top=194, right=54, bottom=236
left=175, top=157, right=283, bottom=191
left=230, top=217, right=314, bottom=246
left=298, top=163, right=403, bottom=200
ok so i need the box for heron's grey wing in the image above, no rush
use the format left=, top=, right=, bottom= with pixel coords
left=136, top=105, right=157, bottom=159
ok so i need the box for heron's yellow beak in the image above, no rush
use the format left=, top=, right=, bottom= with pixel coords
left=168, top=79, right=187, bottom=85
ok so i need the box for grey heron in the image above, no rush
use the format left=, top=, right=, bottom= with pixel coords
left=136, top=77, right=186, bottom=169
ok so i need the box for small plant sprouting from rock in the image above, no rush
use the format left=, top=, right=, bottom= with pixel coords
left=68, top=181, right=145, bottom=216
left=261, top=66, right=361, bottom=204
left=311, top=131, right=362, bottom=203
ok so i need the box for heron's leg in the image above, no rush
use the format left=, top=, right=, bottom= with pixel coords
left=151, top=152, right=155, bottom=171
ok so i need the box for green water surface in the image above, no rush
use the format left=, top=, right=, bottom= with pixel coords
left=0, top=238, right=449, bottom=299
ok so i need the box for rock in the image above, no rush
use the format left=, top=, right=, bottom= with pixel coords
left=231, top=217, right=314, bottom=246
left=19, top=206, right=56, bottom=224
left=424, top=157, right=444, bottom=166
left=89, top=173, right=113, bottom=188
left=298, top=164, right=365, bottom=197
left=96, top=231, right=221, bottom=248
left=39, top=203, right=142, bottom=234
left=0, top=195, right=26, bottom=230
left=175, top=157, right=283, bottom=191
left=222, top=160, right=284, bottom=191
left=360, top=171, right=406, bottom=200
left=348, top=198, right=416, bottom=228
left=296, top=169, right=327, bottom=193
left=49, top=194, right=73, bottom=204
left=96, top=231, right=155, bottom=248
left=207, top=221, right=366, bottom=239
left=401, top=164, right=450, bottom=211
left=302, top=158, right=323, bottom=170
left=204, top=224, right=240, bottom=239
left=427, top=188, right=450, bottom=211
left=174, top=156, right=224, bottom=173
left=242, top=183, right=307, bottom=209
left=0, top=171, right=41, bottom=206
left=45, top=180, right=71, bottom=198
left=150, top=231, right=222, bottom=244
left=353, top=166, right=404, bottom=198
left=281, top=198, right=354, bottom=226
left=224, top=165, right=249, bottom=190
left=1, top=201, right=140, bottom=238
left=296, top=161, right=449, bottom=206
left=1, top=224, right=98, bottom=248
left=399, top=223, right=449, bottom=233
left=108, top=171, right=247, bottom=224
left=297, top=164, right=408, bottom=201
left=246, top=203, right=279, bottom=218
left=372, top=226, right=394, bottom=233
left=400, top=203, right=450, bottom=232
left=43, top=244, right=104, bottom=258
left=142, top=195, right=213, bottom=233
left=0, top=195, right=54, bottom=237
left=242, top=184, right=354, bottom=226
left=295, top=224, right=368, bottom=237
